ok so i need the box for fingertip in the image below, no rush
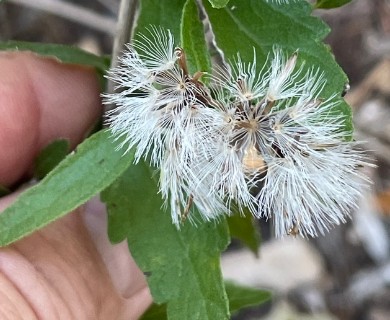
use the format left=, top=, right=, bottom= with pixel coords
left=25, top=52, right=102, bottom=148
left=0, top=53, right=40, bottom=186
left=0, top=52, right=102, bottom=186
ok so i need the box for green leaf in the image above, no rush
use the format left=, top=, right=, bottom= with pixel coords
left=141, top=281, right=271, bottom=319
left=227, top=213, right=260, bottom=256
left=136, top=0, right=187, bottom=40
left=315, top=0, right=352, bottom=9
left=136, top=0, right=211, bottom=78
left=141, top=303, right=167, bottom=320
left=181, top=0, right=211, bottom=75
left=0, top=41, right=109, bottom=72
left=208, top=0, right=230, bottom=8
left=33, top=139, right=70, bottom=180
left=102, top=162, right=231, bottom=320
left=0, top=41, right=110, bottom=87
left=0, top=130, right=133, bottom=246
left=225, top=281, right=271, bottom=313
left=203, top=0, right=352, bottom=131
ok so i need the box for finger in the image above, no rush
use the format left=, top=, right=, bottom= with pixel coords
left=0, top=195, right=152, bottom=319
left=0, top=211, right=124, bottom=320
left=0, top=52, right=101, bottom=187
left=120, top=287, right=153, bottom=320
left=82, top=198, right=153, bottom=317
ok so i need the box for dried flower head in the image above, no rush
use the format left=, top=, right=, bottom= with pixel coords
left=104, top=27, right=371, bottom=237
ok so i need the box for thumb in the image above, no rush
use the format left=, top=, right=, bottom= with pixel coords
left=0, top=51, right=102, bottom=187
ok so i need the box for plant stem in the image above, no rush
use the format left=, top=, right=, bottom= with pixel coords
left=95, top=0, right=119, bottom=15
left=106, top=0, right=138, bottom=96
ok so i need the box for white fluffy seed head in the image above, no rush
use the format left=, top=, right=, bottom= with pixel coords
left=214, top=51, right=269, bottom=104
left=104, top=27, right=372, bottom=237
left=133, top=25, right=178, bottom=71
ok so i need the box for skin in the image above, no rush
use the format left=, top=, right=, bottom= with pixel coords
left=0, top=52, right=152, bottom=319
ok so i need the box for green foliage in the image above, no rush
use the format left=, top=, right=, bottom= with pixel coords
left=102, top=162, right=230, bottom=320
left=141, top=281, right=271, bottom=319
left=0, top=41, right=110, bottom=86
left=0, top=41, right=109, bottom=71
left=203, top=0, right=344, bottom=94
left=34, top=139, right=69, bottom=180
left=141, top=303, right=167, bottom=320
left=181, top=0, right=212, bottom=74
left=226, top=281, right=271, bottom=313
left=203, top=0, right=352, bottom=132
left=227, top=213, right=261, bottom=256
left=315, top=0, right=352, bottom=9
left=0, top=130, right=133, bottom=246
left=136, top=0, right=186, bottom=38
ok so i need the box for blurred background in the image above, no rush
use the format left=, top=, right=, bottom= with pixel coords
left=1, top=0, right=389, bottom=319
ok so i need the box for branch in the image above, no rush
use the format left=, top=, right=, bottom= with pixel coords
left=95, top=0, right=119, bottom=15
left=7, top=0, right=117, bottom=35
left=106, top=0, right=138, bottom=96
left=110, top=0, right=138, bottom=71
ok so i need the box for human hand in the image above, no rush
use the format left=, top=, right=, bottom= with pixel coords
left=0, top=52, right=152, bottom=320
